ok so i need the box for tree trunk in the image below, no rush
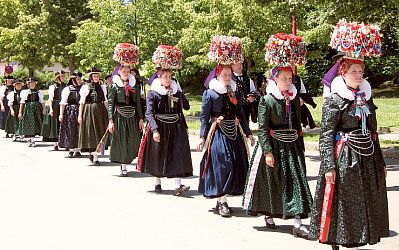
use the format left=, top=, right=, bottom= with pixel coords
left=28, top=68, right=34, bottom=77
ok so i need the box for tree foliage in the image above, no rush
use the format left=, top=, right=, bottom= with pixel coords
left=1, top=0, right=399, bottom=91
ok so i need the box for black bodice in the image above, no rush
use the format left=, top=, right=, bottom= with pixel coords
left=85, top=83, right=105, bottom=103
left=67, top=85, right=81, bottom=105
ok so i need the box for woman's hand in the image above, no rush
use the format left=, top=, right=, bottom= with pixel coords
left=78, top=116, right=83, bottom=124
left=139, top=119, right=144, bottom=131
left=248, top=134, right=255, bottom=146
left=10, top=110, right=15, bottom=117
left=153, top=130, right=160, bottom=142
left=108, top=120, right=115, bottom=134
left=196, top=137, right=205, bottom=152
left=59, top=114, right=64, bottom=123
left=265, top=152, right=275, bottom=167
left=216, top=116, right=224, bottom=123
left=325, top=169, right=336, bottom=184
left=18, top=113, right=23, bottom=120
left=49, top=109, right=54, bottom=117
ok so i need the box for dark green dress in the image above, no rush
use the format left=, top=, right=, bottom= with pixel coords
left=19, top=89, right=43, bottom=137
left=5, top=89, right=21, bottom=134
left=309, top=90, right=389, bottom=247
left=42, top=82, right=66, bottom=142
left=108, top=79, right=143, bottom=164
left=78, top=82, right=108, bottom=152
left=243, top=90, right=313, bottom=219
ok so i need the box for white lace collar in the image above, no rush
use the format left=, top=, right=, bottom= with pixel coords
left=208, top=78, right=237, bottom=94
left=151, top=78, right=181, bottom=95
left=266, top=79, right=297, bottom=100
left=112, top=74, right=136, bottom=88
left=331, top=76, right=371, bottom=101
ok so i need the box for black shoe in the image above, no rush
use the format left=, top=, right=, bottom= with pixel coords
left=218, top=202, right=232, bottom=217
left=175, top=185, right=190, bottom=196
left=89, top=154, right=94, bottom=163
left=92, top=161, right=100, bottom=166
left=155, top=184, right=162, bottom=193
left=5, top=134, right=9, bottom=138
left=331, top=246, right=339, bottom=250
left=120, top=166, right=128, bottom=177
left=74, top=152, right=82, bottom=158
left=68, top=152, right=74, bottom=158
left=265, top=216, right=276, bottom=229
left=293, top=225, right=309, bottom=239
left=54, top=146, right=59, bottom=151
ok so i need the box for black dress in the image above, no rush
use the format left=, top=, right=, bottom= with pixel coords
left=139, top=88, right=193, bottom=178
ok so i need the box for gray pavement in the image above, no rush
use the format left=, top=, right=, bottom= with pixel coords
left=0, top=130, right=398, bottom=250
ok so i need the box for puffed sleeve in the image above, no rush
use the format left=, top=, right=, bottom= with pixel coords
left=59, top=87, right=70, bottom=105
left=258, top=95, right=272, bottom=153
left=200, top=90, right=212, bottom=138
left=145, top=91, right=158, bottom=131
left=38, top=90, right=45, bottom=103
left=79, top=85, right=89, bottom=104
left=319, top=94, right=343, bottom=175
left=107, top=85, right=116, bottom=120
left=6, top=91, right=14, bottom=106
left=101, top=85, right=108, bottom=102
left=0, top=86, right=4, bottom=99
left=181, top=92, right=190, bottom=111
left=48, top=84, right=55, bottom=101
left=19, top=90, right=29, bottom=104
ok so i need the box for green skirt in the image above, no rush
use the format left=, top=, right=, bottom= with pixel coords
left=109, top=110, right=142, bottom=164
left=243, top=140, right=313, bottom=219
left=5, top=104, right=20, bottom=134
left=19, top=102, right=43, bottom=137
left=78, top=103, right=108, bottom=152
left=41, top=101, right=61, bottom=142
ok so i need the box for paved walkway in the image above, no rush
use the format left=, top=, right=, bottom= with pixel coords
left=0, top=131, right=398, bottom=250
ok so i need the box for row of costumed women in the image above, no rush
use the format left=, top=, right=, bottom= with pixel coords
left=0, top=19, right=389, bottom=250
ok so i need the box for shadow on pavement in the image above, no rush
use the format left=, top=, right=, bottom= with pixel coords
left=146, top=189, right=201, bottom=198
left=387, top=186, right=399, bottom=192
left=253, top=224, right=310, bottom=240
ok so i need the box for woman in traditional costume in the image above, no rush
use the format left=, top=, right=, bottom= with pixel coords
left=0, top=75, right=14, bottom=137
left=309, top=19, right=389, bottom=250
left=18, top=77, right=45, bottom=147
left=78, top=67, right=108, bottom=166
left=108, top=43, right=144, bottom=176
left=42, top=71, right=67, bottom=149
left=5, top=78, right=24, bottom=141
left=59, top=71, right=83, bottom=157
left=243, top=34, right=313, bottom=237
left=198, top=36, right=255, bottom=217
left=138, top=45, right=192, bottom=196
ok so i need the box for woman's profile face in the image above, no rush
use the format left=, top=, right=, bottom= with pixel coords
left=91, top=74, right=100, bottom=83
left=159, top=71, right=172, bottom=87
left=15, top=83, right=23, bottom=90
left=276, top=70, right=292, bottom=91
left=344, top=64, right=364, bottom=88
left=218, top=67, right=232, bottom=86
left=119, top=67, right=130, bottom=80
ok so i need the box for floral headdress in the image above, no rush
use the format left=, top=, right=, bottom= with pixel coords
left=208, top=35, right=244, bottom=65
left=113, top=43, right=140, bottom=65
left=152, top=45, right=183, bottom=69
left=264, top=33, right=307, bottom=67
